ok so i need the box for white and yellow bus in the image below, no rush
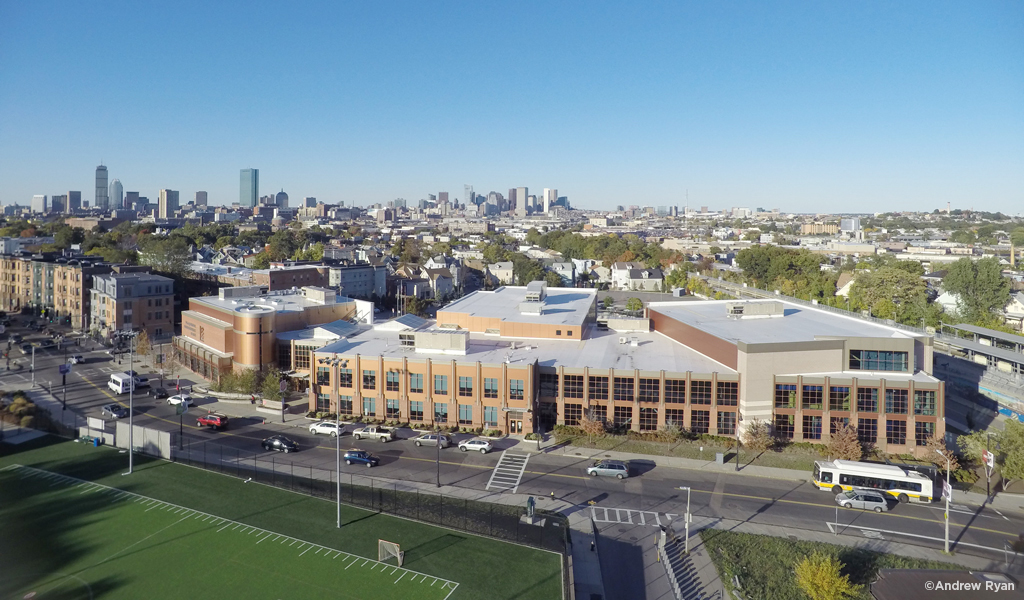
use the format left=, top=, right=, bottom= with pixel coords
left=812, top=459, right=935, bottom=503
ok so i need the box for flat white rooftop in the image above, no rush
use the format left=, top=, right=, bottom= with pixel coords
left=649, top=300, right=922, bottom=345
left=440, top=286, right=597, bottom=327
left=191, top=289, right=352, bottom=315
left=315, top=322, right=732, bottom=374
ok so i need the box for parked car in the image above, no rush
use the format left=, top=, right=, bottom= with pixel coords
left=458, top=438, right=493, bottom=454
left=19, top=343, right=32, bottom=355
left=8, top=334, right=22, bottom=343
left=412, top=433, right=451, bottom=448
left=166, top=394, right=192, bottom=408
left=835, top=490, right=889, bottom=513
left=309, top=421, right=343, bottom=436
left=262, top=435, right=298, bottom=453
left=151, top=387, right=169, bottom=399
left=196, top=413, right=229, bottom=429
left=343, top=449, right=379, bottom=467
left=125, top=370, right=149, bottom=387
left=34, top=341, right=57, bottom=351
left=101, top=403, right=129, bottom=419
left=67, top=355, right=85, bottom=365
left=586, top=459, right=630, bottom=479
left=352, top=426, right=393, bottom=442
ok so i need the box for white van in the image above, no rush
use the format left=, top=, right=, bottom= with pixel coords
left=108, top=373, right=136, bottom=394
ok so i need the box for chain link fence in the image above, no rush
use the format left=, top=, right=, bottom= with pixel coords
left=171, top=434, right=570, bottom=555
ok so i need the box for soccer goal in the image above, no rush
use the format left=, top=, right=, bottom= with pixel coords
left=378, top=539, right=404, bottom=566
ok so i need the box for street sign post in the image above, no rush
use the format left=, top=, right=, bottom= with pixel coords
left=176, top=402, right=188, bottom=450
left=59, top=364, right=70, bottom=375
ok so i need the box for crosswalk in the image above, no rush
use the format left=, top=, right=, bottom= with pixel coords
left=590, top=506, right=678, bottom=527
left=485, top=451, right=531, bottom=493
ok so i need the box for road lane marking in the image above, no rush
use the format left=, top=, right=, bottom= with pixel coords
left=485, top=451, right=530, bottom=493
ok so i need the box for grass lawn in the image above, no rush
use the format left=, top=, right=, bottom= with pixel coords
left=700, top=530, right=960, bottom=600
left=0, top=436, right=563, bottom=600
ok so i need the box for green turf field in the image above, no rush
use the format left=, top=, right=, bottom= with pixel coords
left=1, top=464, right=457, bottom=600
left=0, top=438, right=563, bottom=600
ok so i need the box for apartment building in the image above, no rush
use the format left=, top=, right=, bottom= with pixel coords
left=0, top=253, right=111, bottom=329
left=306, top=286, right=943, bottom=455
left=173, top=286, right=364, bottom=380
left=90, top=272, right=176, bottom=340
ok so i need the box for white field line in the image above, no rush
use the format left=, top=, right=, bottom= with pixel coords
left=2, top=464, right=459, bottom=592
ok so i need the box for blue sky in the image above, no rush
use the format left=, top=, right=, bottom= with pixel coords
left=1, top=1, right=1021, bottom=213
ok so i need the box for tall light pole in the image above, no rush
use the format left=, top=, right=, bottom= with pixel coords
left=678, top=486, right=692, bottom=554
left=124, top=331, right=137, bottom=476
left=936, top=448, right=950, bottom=553
left=336, top=408, right=341, bottom=529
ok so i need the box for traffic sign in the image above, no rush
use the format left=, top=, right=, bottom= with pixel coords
left=982, top=450, right=995, bottom=469
left=279, top=380, right=288, bottom=392
left=59, top=364, right=70, bottom=375
left=175, top=403, right=188, bottom=415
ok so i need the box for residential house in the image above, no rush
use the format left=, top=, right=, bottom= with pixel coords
left=486, top=262, right=515, bottom=286
left=550, top=262, right=575, bottom=286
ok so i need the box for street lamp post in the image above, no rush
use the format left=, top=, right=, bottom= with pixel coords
left=678, top=486, right=692, bottom=554
left=123, top=331, right=138, bottom=476
left=936, top=448, right=950, bottom=553
left=336, top=409, right=341, bottom=529
left=435, top=426, right=442, bottom=488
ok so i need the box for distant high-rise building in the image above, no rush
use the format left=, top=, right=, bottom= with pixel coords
left=195, top=191, right=208, bottom=207
left=508, top=188, right=517, bottom=210
left=240, top=168, right=259, bottom=208
left=542, top=188, right=557, bottom=213
left=108, top=179, right=123, bottom=209
left=124, top=191, right=139, bottom=211
left=95, top=165, right=108, bottom=210
left=391, top=198, right=407, bottom=209
left=51, top=195, right=67, bottom=213
left=275, top=189, right=289, bottom=208
left=304, top=197, right=316, bottom=208
left=527, top=194, right=537, bottom=212
left=67, top=191, right=82, bottom=213
left=439, top=191, right=449, bottom=204
left=462, top=186, right=472, bottom=206
left=517, top=187, right=528, bottom=210
left=158, top=189, right=179, bottom=219
left=31, top=195, right=47, bottom=213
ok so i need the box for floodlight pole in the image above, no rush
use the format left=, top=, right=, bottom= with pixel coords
left=336, top=409, right=341, bottom=529
left=436, top=425, right=441, bottom=488
left=125, top=332, right=136, bottom=476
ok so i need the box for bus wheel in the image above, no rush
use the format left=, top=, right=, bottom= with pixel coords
left=831, top=485, right=842, bottom=494
left=897, top=493, right=909, bottom=504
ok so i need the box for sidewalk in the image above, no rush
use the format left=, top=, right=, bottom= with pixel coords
left=538, top=440, right=1024, bottom=513
left=677, top=513, right=1024, bottom=578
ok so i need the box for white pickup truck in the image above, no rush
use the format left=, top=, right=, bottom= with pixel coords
left=352, top=426, right=394, bottom=442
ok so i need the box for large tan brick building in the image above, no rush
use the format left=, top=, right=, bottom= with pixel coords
left=307, top=285, right=944, bottom=455
left=173, top=286, right=362, bottom=381
left=0, top=253, right=112, bottom=329
left=90, top=272, right=176, bottom=341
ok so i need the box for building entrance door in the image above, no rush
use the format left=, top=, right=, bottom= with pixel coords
left=511, top=420, right=523, bottom=434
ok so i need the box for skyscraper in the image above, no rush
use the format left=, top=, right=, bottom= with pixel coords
left=158, top=189, right=179, bottom=219
left=517, top=187, right=528, bottom=212
left=462, top=186, right=473, bottom=206
left=109, top=179, right=123, bottom=209
left=67, top=191, right=82, bottom=213
left=275, top=189, right=289, bottom=208
left=124, top=192, right=139, bottom=211
left=240, top=168, right=259, bottom=208
left=31, top=195, right=48, bottom=213
left=304, top=197, right=317, bottom=208
left=195, top=191, right=208, bottom=207
left=95, top=165, right=108, bottom=210
left=543, top=188, right=557, bottom=213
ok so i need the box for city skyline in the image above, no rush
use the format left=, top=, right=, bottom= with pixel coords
left=0, top=2, right=1021, bottom=213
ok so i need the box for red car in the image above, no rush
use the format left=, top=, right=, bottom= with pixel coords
left=196, top=413, right=229, bottom=430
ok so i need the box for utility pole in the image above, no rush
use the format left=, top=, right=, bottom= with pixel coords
left=936, top=449, right=950, bottom=553
left=125, top=332, right=137, bottom=476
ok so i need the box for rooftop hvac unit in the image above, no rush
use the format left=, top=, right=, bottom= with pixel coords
left=619, top=337, right=627, bottom=344
left=630, top=338, right=639, bottom=347
left=509, top=342, right=516, bottom=350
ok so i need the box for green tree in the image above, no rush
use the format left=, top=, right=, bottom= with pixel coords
left=625, top=297, right=643, bottom=313
left=260, top=369, right=284, bottom=403
left=849, top=267, right=927, bottom=322
left=794, top=552, right=861, bottom=600
left=943, top=257, right=1010, bottom=321
left=602, top=296, right=614, bottom=309
left=544, top=270, right=564, bottom=287
left=250, top=252, right=271, bottom=269
left=139, top=235, right=193, bottom=276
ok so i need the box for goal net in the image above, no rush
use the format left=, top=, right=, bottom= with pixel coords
left=378, top=539, right=404, bottom=566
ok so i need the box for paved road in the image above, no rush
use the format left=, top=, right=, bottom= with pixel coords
left=7, top=318, right=1023, bottom=568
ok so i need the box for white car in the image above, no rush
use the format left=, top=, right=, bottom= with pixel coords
left=167, top=394, right=193, bottom=408
left=458, top=438, right=493, bottom=454
left=309, top=421, right=343, bottom=437
left=67, top=355, right=85, bottom=364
